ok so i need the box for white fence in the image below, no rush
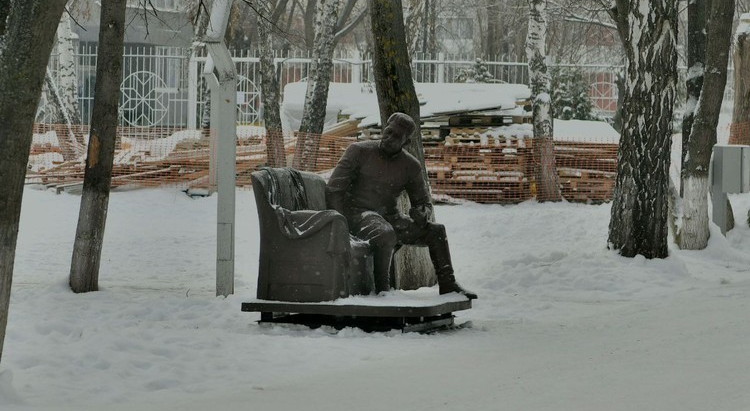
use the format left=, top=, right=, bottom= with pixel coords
left=41, top=45, right=631, bottom=129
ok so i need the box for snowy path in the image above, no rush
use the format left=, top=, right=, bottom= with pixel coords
left=2, top=187, right=750, bottom=410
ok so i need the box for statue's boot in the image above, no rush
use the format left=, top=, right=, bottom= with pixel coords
left=428, top=227, right=477, bottom=300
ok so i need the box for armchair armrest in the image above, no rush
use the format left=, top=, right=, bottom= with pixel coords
left=271, top=207, right=350, bottom=255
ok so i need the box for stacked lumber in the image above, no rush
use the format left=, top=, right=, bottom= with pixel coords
left=551, top=141, right=617, bottom=203
left=426, top=138, right=533, bottom=204
left=26, top=138, right=278, bottom=193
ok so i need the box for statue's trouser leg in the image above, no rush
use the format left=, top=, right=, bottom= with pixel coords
left=395, top=220, right=476, bottom=299
left=351, top=213, right=396, bottom=293
left=396, top=221, right=456, bottom=284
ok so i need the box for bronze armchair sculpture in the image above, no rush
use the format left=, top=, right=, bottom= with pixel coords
left=251, top=167, right=374, bottom=302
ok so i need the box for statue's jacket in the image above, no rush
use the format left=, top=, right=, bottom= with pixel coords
left=326, top=140, right=431, bottom=222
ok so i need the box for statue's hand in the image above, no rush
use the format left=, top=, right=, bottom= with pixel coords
left=409, top=204, right=432, bottom=227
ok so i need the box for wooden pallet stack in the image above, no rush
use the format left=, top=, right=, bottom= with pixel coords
left=427, top=135, right=533, bottom=204
left=552, top=141, right=617, bottom=203
left=421, top=111, right=618, bottom=204
left=26, top=137, right=276, bottom=193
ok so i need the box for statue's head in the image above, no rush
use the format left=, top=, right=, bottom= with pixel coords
left=379, top=112, right=417, bottom=156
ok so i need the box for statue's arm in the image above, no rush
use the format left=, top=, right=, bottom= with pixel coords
left=326, top=144, right=359, bottom=216
left=406, top=167, right=433, bottom=227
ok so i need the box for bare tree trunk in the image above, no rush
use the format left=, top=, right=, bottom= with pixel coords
left=484, top=0, right=501, bottom=58
left=673, top=0, right=706, bottom=242
left=679, top=0, right=735, bottom=249
left=294, top=0, right=340, bottom=171
left=257, top=6, right=286, bottom=167
left=191, top=0, right=212, bottom=130
left=732, top=14, right=750, bottom=228
left=404, top=0, right=426, bottom=56
left=369, top=0, right=435, bottom=290
left=680, top=0, right=706, bottom=184
left=57, top=12, right=83, bottom=128
left=0, top=0, right=67, bottom=363
left=42, top=69, right=81, bottom=160
left=607, top=0, right=678, bottom=259
left=69, top=0, right=127, bottom=293
left=526, top=0, right=561, bottom=202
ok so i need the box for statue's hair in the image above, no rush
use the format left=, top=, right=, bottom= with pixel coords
left=386, top=112, right=417, bottom=142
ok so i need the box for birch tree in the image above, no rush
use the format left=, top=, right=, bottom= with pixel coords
left=293, top=0, right=340, bottom=171
left=607, top=0, right=678, bottom=259
left=0, top=0, right=68, bottom=362
left=69, top=0, right=128, bottom=293
left=678, top=0, right=734, bottom=249
left=254, top=0, right=288, bottom=167
left=57, top=12, right=83, bottom=129
left=293, top=0, right=367, bottom=170
left=526, top=0, right=562, bottom=202
left=405, top=0, right=437, bottom=56
left=369, top=0, right=435, bottom=290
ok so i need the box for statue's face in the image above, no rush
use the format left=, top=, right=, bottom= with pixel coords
left=379, top=122, right=409, bottom=156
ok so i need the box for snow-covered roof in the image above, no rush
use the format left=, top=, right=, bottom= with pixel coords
left=281, top=81, right=531, bottom=132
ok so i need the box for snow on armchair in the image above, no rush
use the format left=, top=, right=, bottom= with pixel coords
left=251, top=167, right=374, bottom=302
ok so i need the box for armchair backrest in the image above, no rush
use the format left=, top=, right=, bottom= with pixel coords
left=251, top=167, right=327, bottom=211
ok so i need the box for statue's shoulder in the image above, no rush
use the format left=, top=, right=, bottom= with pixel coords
left=354, top=140, right=380, bottom=150
left=400, top=150, right=422, bottom=169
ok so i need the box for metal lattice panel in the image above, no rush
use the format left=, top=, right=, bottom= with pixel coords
left=119, top=70, right=170, bottom=127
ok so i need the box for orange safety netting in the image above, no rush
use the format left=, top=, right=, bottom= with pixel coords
left=26, top=124, right=618, bottom=204
left=729, top=122, right=750, bottom=146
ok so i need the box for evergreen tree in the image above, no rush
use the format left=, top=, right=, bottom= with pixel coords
left=550, top=67, right=596, bottom=120
left=454, top=58, right=495, bottom=83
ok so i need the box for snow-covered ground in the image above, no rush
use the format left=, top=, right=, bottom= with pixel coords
left=2, top=167, right=750, bottom=410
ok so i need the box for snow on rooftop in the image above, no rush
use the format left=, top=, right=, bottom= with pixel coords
left=281, top=82, right=531, bottom=132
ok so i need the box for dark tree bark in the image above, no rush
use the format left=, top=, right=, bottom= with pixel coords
left=69, top=0, right=127, bottom=293
left=0, top=0, right=67, bottom=363
left=731, top=13, right=750, bottom=145
left=369, top=0, right=435, bottom=290
left=370, top=0, right=424, bottom=173
left=680, top=0, right=707, bottom=183
left=678, top=0, right=735, bottom=249
left=484, top=0, right=501, bottom=57
left=256, top=1, right=287, bottom=167
left=607, top=0, right=678, bottom=259
left=0, top=0, right=9, bottom=37
left=732, top=14, right=750, bottom=228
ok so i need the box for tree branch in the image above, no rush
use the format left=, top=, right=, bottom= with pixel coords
left=333, top=5, right=368, bottom=44
left=335, top=0, right=357, bottom=31
left=304, top=0, right=318, bottom=48
left=563, top=14, right=617, bottom=30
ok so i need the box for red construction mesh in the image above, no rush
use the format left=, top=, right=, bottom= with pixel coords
left=729, top=122, right=750, bottom=145
left=26, top=123, right=618, bottom=203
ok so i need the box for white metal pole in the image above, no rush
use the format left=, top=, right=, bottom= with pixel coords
left=203, top=0, right=236, bottom=297
left=187, top=54, right=198, bottom=129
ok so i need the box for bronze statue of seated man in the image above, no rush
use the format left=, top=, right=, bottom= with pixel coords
left=326, top=112, right=477, bottom=299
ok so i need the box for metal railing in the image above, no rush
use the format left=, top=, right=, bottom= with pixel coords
left=41, top=45, right=632, bottom=130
